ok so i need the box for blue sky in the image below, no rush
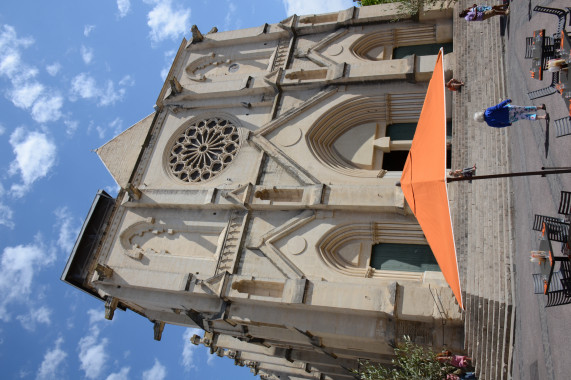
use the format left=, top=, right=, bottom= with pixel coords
left=0, top=1, right=355, bottom=379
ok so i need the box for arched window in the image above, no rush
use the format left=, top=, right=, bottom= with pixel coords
left=316, top=222, right=433, bottom=280
left=351, top=25, right=449, bottom=61
left=392, top=42, right=453, bottom=59
left=371, top=243, right=439, bottom=272
left=306, top=94, right=424, bottom=177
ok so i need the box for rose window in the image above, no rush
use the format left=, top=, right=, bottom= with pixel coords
left=167, top=117, right=240, bottom=182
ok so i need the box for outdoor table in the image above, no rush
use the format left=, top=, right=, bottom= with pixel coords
left=536, top=223, right=568, bottom=294
left=555, top=29, right=571, bottom=116
left=530, top=29, right=546, bottom=80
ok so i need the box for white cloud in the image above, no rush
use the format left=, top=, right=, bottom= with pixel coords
left=70, top=73, right=98, bottom=99
left=281, top=0, right=353, bottom=16
left=118, top=75, right=134, bottom=87
left=142, top=359, right=167, bottom=380
left=207, top=353, right=216, bottom=366
left=224, top=2, right=239, bottom=31
left=17, top=305, right=52, bottom=331
left=70, top=73, right=126, bottom=107
left=181, top=328, right=202, bottom=371
left=106, top=367, right=130, bottom=380
left=117, top=0, right=131, bottom=18
left=0, top=25, right=34, bottom=79
left=144, top=0, right=191, bottom=44
left=9, top=82, right=44, bottom=109
left=0, top=25, right=64, bottom=123
left=0, top=182, right=14, bottom=228
left=8, top=127, right=57, bottom=197
left=109, top=117, right=123, bottom=136
left=78, top=320, right=108, bottom=380
left=0, top=201, right=14, bottom=229
left=64, top=119, right=79, bottom=136
left=0, top=242, right=55, bottom=321
left=37, top=337, right=67, bottom=380
left=31, top=95, right=64, bottom=123
left=87, top=308, right=106, bottom=325
left=0, top=123, right=4, bottom=135
left=46, top=63, right=61, bottom=76
left=84, top=25, right=96, bottom=37
left=54, top=207, right=79, bottom=254
left=81, top=45, right=94, bottom=64
left=95, top=125, right=106, bottom=139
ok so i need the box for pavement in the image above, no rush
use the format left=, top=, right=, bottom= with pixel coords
left=450, top=1, right=571, bottom=379
left=504, top=1, right=571, bottom=380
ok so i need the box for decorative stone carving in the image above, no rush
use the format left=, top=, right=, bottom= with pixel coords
left=286, top=236, right=306, bottom=255
left=153, top=321, right=165, bottom=341
left=166, top=116, right=241, bottom=183
left=95, top=264, right=114, bottom=280
left=104, top=297, right=119, bottom=320
left=190, top=25, right=204, bottom=43
left=120, top=218, right=223, bottom=260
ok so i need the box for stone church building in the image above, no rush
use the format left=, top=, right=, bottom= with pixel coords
left=63, top=3, right=463, bottom=379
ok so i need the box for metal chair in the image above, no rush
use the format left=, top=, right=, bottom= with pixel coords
left=546, top=271, right=571, bottom=306
left=559, top=191, right=571, bottom=216
left=544, top=220, right=570, bottom=243
left=546, top=289, right=571, bottom=306
left=555, top=117, right=571, bottom=138
left=562, top=277, right=571, bottom=297
left=533, top=6, right=569, bottom=34
left=561, top=260, right=571, bottom=279
left=532, top=214, right=565, bottom=231
left=527, top=72, right=559, bottom=100
left=533, top=273, right=546, bottom=294
left=542, top=37, right=556, bottom=62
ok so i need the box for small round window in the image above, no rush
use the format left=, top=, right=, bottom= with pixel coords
left=167, top=117, right=240, bottom=183
left=228, top=63, right=240, bottom=73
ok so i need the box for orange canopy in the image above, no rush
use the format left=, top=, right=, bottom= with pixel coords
left=400, top=49, right=463, bottom=309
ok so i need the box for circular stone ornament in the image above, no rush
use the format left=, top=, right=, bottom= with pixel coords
left=287, top=236, right=307, bottom=255
left=167, top=117, right=241, bottom=183
left=326, top=44, right=343, bottom=56
left=275, top=127, right=302, bottom=147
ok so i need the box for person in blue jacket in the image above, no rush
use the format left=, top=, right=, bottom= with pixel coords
left=473, top=99, right=548, bottom=127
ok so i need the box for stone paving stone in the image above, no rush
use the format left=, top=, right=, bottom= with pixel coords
left=451, top=1, right=514, bottom=378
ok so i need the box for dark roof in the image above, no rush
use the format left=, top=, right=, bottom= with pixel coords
left=61, top=190, right=115, bottom=301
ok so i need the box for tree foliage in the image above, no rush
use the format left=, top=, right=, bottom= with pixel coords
left=354, top=336, right=454, bottom=380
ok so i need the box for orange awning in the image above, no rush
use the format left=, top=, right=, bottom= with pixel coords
left=400, top=49, right=463, bottom=309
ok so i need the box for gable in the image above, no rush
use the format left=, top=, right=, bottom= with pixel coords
left=96, top=113, right=155, bottom=188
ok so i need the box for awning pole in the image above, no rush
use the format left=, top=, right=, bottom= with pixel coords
left=446, top=168, right=571, bottom=182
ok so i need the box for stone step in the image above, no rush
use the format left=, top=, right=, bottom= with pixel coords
left=452, top=2, right=516, bottom=378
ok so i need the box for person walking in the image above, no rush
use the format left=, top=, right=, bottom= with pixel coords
left=460, top=3, right=509, bottom=21
left=474, top=99, right=549, bottom=128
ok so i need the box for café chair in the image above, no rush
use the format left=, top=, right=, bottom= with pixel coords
left=562, top=277, right=571, bottom=297
left=558, top=191, right=571, bottom=216
left=543, top=220, right=570, bottom=243
left=527, top=72, right=559, bottom=100
left=533, top=273, right=546, bottom=294
left=532, top=214, right=566, bottom=232
left=545, top=271, right=571, bottom=307
left=533, top=6, right=569, bottom=34
left=555, top=117, right=571, bottom=138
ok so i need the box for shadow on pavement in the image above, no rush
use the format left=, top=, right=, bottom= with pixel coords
left=544, top=118, right=550, bottom=157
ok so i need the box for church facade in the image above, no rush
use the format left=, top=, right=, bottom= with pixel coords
left=63, top=4, right=462, bottom=379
